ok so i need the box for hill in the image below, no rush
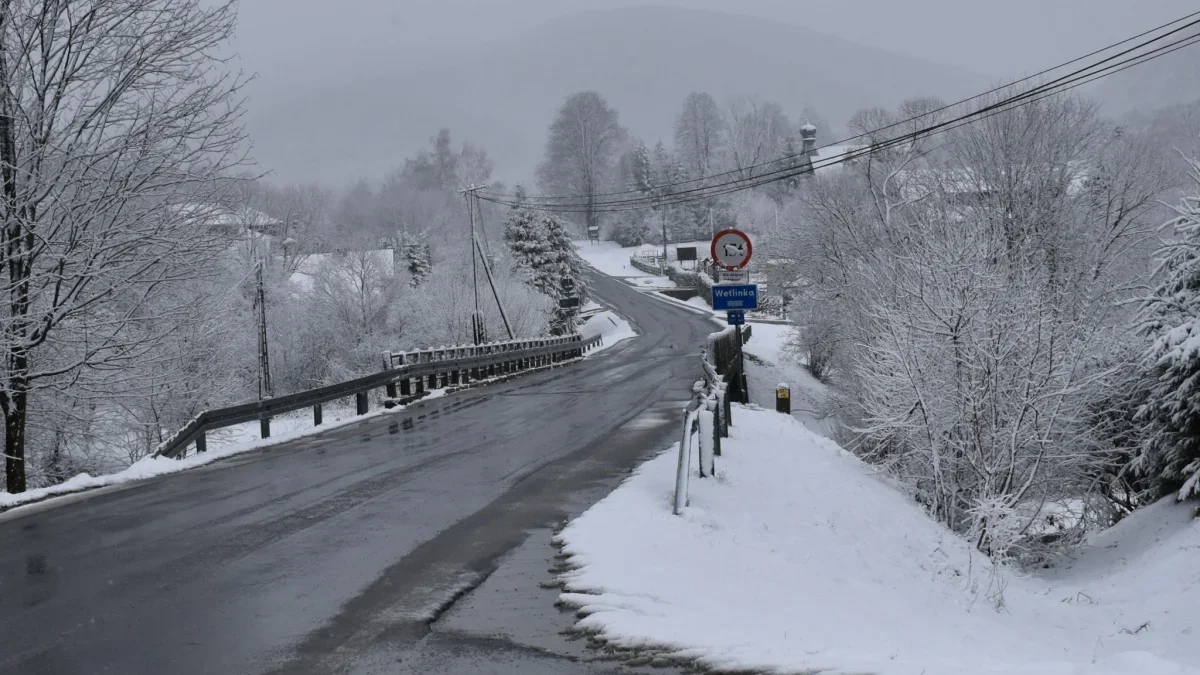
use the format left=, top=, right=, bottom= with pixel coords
left=244, top=6, right=989, bottom=185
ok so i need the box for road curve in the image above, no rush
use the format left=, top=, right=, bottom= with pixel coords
left=0, top=270, right=716, bottom=675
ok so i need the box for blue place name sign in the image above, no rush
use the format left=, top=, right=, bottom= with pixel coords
left=711, top=284, right=758, bottom=311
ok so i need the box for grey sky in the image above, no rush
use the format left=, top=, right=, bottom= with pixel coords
left=232, top=0, right=1195, bottom=79
left=227, top=0, right=1198, bottom=184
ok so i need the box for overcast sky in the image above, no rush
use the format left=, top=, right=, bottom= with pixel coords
left=231, top=0, right=1196, bottom=80
left=226, top=0, right=1198, bottom=184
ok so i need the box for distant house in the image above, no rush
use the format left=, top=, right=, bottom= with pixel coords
left=795, top=123, right=866, bottom=178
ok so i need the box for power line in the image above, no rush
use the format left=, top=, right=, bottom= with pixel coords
left=478, top=21, right=1200, bottom=214
left=488, top=10, right=1200, bottom=206
left=485, top=13, right=1200, bottom=210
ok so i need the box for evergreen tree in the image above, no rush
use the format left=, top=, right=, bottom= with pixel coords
left=1135, top=160, right=1200, bottom=501
left=402, top=231, right=432, bottom=287
left=630, top=141, right=653, bottom=193
left=503, top=207, right=587, bottom=334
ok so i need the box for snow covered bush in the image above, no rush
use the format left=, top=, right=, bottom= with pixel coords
left=1134, top=157, right=1200, bottom=502
left=774, top=92, right=1174, bottom=553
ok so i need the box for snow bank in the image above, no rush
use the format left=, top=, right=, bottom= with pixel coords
left=556, top=406, right=1200, bottom=675
left=579, top=309, right=638, bottom=356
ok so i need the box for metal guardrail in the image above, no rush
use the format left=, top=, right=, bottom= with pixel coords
left=155, top=333, right=603, bottom=460
left=672, top=326, right=750, bottom=514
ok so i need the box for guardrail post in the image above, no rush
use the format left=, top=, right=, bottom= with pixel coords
left=383, top=352, right=397, bottom=399
left=487, top=346, right=497, bottom=377
left=314, top=404, right=323, bottom=426
left=470, top=346, right=480, bottom=380
left=195, top=431, right=207, bottom=453
left=415, top=352, right=426, bottom=394
left=428, top=350, right=439, bottom=390
left=356, top=392, right=368, bottom=415
left=260, top=417, right=271, bottom=439
left=712, top=400, right=722, bottom=457
left=673, top=407, right=694, bottom=515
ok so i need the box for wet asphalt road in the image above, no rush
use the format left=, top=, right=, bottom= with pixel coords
left=0, top=271, right=716, bottom=675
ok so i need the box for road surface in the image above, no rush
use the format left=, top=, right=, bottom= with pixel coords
left=0, top=270, right=717, bottom=675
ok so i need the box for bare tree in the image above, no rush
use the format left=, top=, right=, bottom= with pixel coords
left=536, top=91, right=627, bottom=235
left=0, top=0, right=249, bottom=493
left=674, top=92, right=724, bottom=180
left=721, top=96, right=790, bottom=181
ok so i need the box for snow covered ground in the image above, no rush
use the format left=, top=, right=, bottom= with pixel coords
left=574, top=240, right=656, bottom=277
left=556, top=405, right=1200, bottom=675
left=574, top=239, right=711, bottom=279
left=740, top=322, right=841, bottom=440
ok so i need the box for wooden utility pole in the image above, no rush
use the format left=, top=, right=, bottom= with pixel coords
left=460, top=185, right=515, bottom=343
left=255, top=258, right=273, bottom=400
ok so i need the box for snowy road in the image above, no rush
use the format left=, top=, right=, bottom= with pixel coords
left=0, top=271, right=712, bottom=675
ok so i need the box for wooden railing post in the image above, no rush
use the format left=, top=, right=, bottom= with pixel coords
left=195, top=431, right=207, bottom=454
left=260, top=417, right=270, bottom=439
left=314, top=404, right=323, bottom=426
left=356, top=392, right=368, bottom=415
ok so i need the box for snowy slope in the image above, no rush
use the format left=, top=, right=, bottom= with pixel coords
left=574, top=241, right=656, bottom=278
left=556, top=406, right=1200, bottom=675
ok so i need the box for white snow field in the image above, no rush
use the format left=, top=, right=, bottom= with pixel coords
left=574, top=239, right=712, bottom=279
left=555, top=406, right=1200, bottom=675
left=574, top=240, right=657, bottom=277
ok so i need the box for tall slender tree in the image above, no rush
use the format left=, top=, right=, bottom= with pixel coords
left=674, top=92, right=725, bottom=180
left=536, top=91, right=627, bottom=236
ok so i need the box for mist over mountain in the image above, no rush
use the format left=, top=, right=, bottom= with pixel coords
left=244, top=5, right=989, bottom=185
left=1090, top=47, right=1199, bottom=116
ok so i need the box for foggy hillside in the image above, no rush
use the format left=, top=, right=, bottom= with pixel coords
left=245, top=5, right=989, bottom=185
left=1091, top=47, right=1199, bottom=115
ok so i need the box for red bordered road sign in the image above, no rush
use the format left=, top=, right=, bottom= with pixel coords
left=711, top=229, right=753, bottom=270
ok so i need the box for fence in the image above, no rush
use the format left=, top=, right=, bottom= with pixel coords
left=155, top=334, right=603, bottom=460
left=673, top=325, right=751, bottom=515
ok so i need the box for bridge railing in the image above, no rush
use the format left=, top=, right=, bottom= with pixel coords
left=673, top=324, right=751, bottom=515
left=155, top=333, right=603, bottom=460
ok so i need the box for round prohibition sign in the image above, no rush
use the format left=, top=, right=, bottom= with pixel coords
left=711, top=229, right=753, bottom=270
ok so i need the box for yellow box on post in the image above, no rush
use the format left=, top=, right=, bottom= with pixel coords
left=776, top=383, right=790, bottom=414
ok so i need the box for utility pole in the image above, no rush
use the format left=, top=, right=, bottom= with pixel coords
left=460, top=184, right=515, bottom=343
left=254, top=258, right=273, bottom=400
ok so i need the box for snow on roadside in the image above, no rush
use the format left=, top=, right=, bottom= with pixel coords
left=0, top=391, right=448, bottom=513
left=555, top=405, right=1200, bottom=675
left=579, top=309, right=638, bottom=356
left=574, top=240, right=656, bottom=278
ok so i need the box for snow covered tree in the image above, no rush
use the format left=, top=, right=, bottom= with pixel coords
left=674, top=92, right=725, bottom=180
left=537, top=91, right=627, bottom=236
left=0, top=0, right=249, bottom=494
left=629, top=141, right=653, bottom=193
left=503, top=208, right=587, bottom=334
left=1135, top=159, right=1200, bottom=502
left=402, top=232, right=433, bottom=287
left=608, top=213, right=651, bottom=247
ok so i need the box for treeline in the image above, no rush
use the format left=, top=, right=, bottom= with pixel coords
left=531, top=90, right=833, bottom=247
